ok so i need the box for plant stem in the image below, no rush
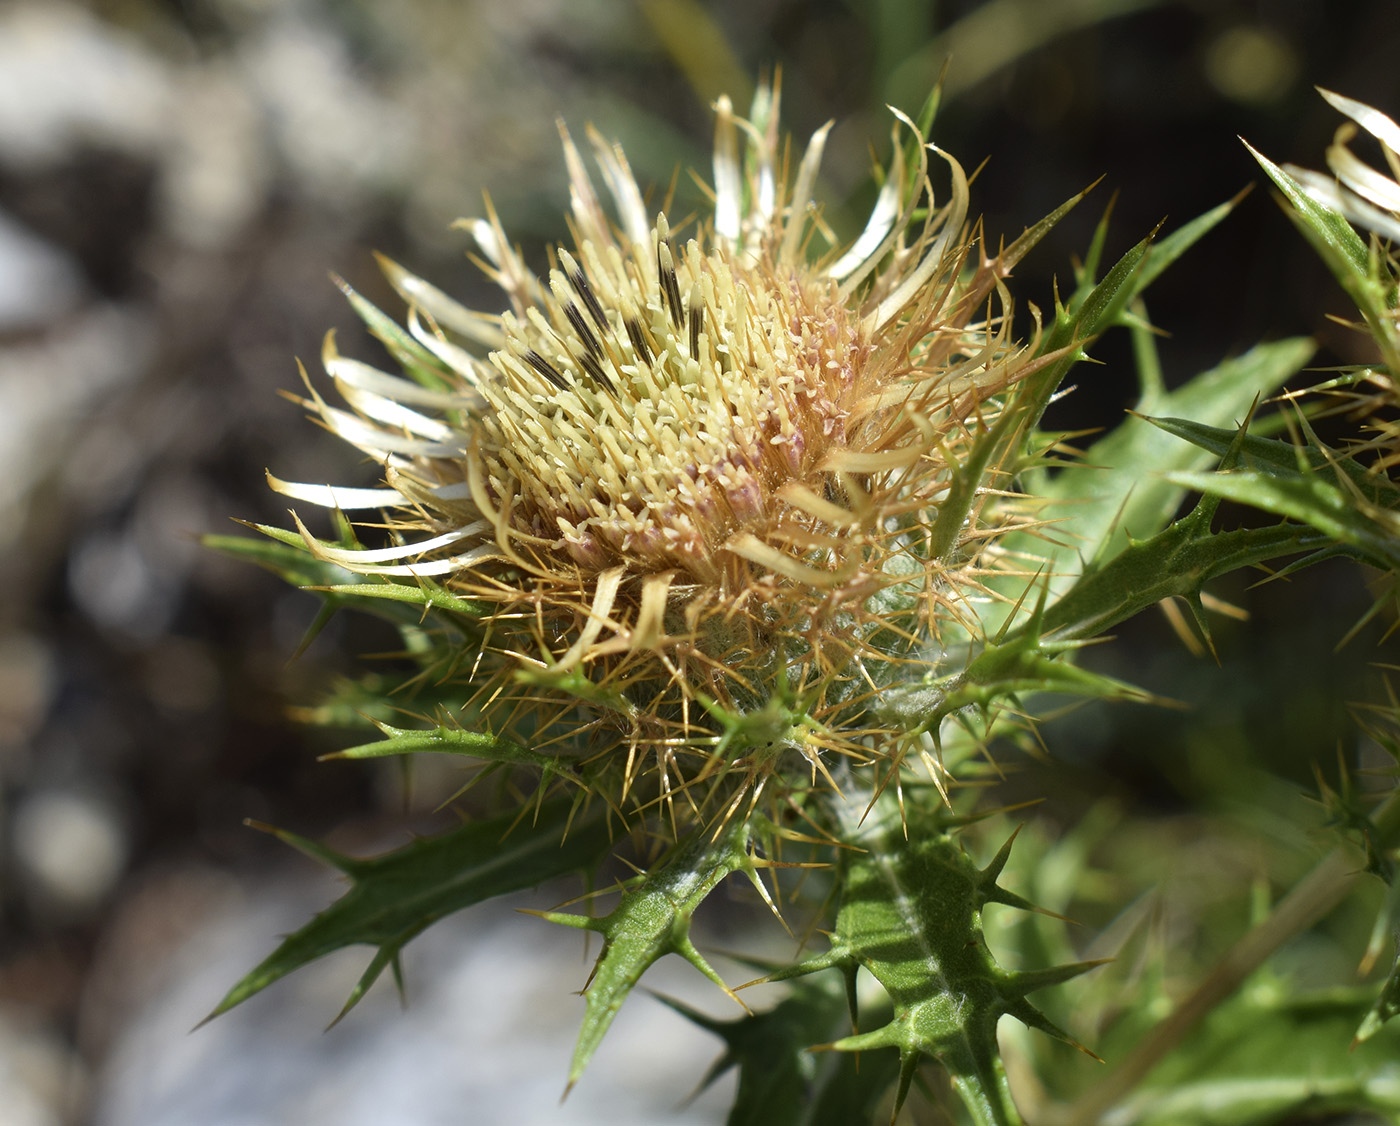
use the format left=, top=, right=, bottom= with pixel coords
left=1040, top=792, right=1400, bottom=1126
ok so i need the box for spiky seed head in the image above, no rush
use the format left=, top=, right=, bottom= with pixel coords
left=272, top=86, right=1046, bottom=817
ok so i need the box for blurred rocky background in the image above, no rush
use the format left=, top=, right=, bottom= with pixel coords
left=0, top=1, right=1397, bottom=1123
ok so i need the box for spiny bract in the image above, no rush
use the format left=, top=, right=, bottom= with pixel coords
left=270, top=85, right=1052, bottom=823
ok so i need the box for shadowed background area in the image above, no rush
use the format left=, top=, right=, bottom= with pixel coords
left=1, top=1, right=1397, bottom=1123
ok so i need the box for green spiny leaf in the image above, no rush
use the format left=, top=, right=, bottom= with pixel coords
left=536, top=820, right=753, bottom=1088
left=1039, top=513, right=1330, bottom=642
left=880, top=628, right=1160, bottom=740
left=999, top=186, right=1098, bottom=279
left=1248, top=141, right=1372, bottom=274
left=1066, top=228, right=1152, bottom=341
left=658, top=971, right=899, bottom=1126
left=989, top=190, right=1307, bottom=630
left=1016, top=227, right=1154, bottom=435
left=1247, top=142, right=1400, bottom=376
left=207, top=797, right=611, bottom=1023
left=1145, top=414, right=1400, bottom=510
left=1166, top=466, right=1400, bottom=572
left=1028, top=337, right=1313, bottom=602
left=777, top=796, right=1101, bottom=1126
left=326, top=721, right=584, bottom=786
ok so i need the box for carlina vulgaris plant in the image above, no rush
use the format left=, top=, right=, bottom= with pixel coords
left=206, top=75, right=1386, bottom=1125
left=266, top=81, right=1073, bottom=833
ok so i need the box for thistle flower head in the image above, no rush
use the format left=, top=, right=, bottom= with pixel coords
left=273, top=86, right=1048, bottom=814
